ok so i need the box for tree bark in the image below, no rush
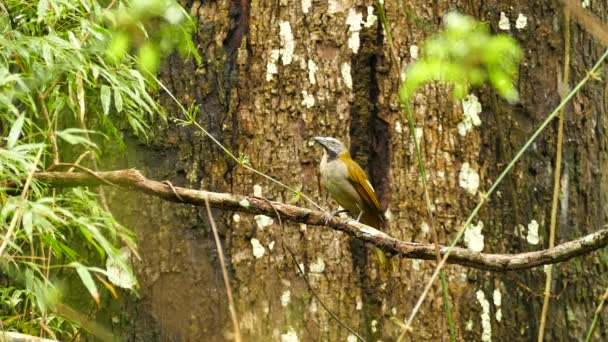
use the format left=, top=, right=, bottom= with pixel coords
left=98, top=1, right=608, bottom=341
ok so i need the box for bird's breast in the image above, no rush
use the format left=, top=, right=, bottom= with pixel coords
left=319, top=156, right=363, bottom=214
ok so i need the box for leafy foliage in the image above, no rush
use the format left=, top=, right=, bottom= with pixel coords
left=0, top=0, right=197, bottom=338
left=400, top=12, right=522, bottom=103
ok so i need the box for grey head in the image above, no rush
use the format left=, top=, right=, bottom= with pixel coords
left=314, top=136, right=347, bottom=160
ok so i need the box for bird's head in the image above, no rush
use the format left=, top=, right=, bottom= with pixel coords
left=314, top=136, right=347, bottom=160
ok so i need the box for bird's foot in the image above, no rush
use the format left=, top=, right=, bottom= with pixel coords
left=323, top=209, right=349, bottom=225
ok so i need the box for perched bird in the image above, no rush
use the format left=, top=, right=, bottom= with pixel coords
left=314, top=136, right=393, bottom=274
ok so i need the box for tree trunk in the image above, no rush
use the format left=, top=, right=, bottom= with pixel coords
left=103, top=1, right=608, bottom=341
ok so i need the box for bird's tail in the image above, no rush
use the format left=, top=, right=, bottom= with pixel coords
left=373, top=245, right=394, bottom=275
left=362, top=212, right=394, bottom=275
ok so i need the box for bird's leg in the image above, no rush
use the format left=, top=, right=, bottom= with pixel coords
left=323, top=209, right=349, bottom=225
left=356, top=211, right=363, bottom=222
left=330, top=209, right=349, bottom=217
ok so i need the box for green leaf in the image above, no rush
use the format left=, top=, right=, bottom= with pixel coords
left=56, top=128, right=98, bottom=149
left=114, top=89, right=123, bottom=112
left=37, top=0, right=49, bottom=21
left=22, top=210, right=33, bottom=242
left=70, top=262, right=100, bottom=304
left=7, top=114, right=25, bottom=149
left=137, top=43, right=160, bottom=75
left=100, top=85, right=112, bottom=115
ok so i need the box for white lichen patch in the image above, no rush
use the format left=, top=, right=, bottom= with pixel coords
left=239, top=198, right=250, bottom=208
left=268, top=241, right=275, bottom=251
left=476, top=290, right=492, bottom=342
left=364, top=6, right=377, bottom=28
left=281, top=290, right=291, bottom=307
left=309, top=257, right=326, bottom=273
left=232, top=214, right=240, bottom=223
left=255, top=215, right=274, bottom=229
left=341, top=62, right=353, bottom=89
left=371, top=319, right=378, bottom=333
left=346, top=9, right=363, bottom=53
left=394, top=121, right=402, bottom=134
left=309, top=299, right=317, bottom=313
left=266, top=49, right=280, bottom=81
left=347, top=335, right=358, bottom=342
left=411, top=259, right=422, bottom=271
left=251, top=238, right=266, bottom=258
left=499, top=12, right=510, bottom=31
left=493, top=289, right=502, bottom=307
left=301, top=0, right=311, bottom=14
left=307, top=59, right=317, bottom=84
left=301, top=90, right=315, bottom=108
left=493, top=289, right=502, bottom=322
left=459, top=162, right=480, bottom=195
left=253, top=184, right=263, bottom=197
left=457, top=94, right=482, bottom=136
left=281, top=327, right=299, bottom=342
left=421, top=222, right=430, bottom=235
left=582, top=0, right=590, bottom=9
left=527, top=219, right=540, bottom=245
left=410, top=44, right=419, bottom=59
left=356, top=295, right=363, bottom=310
left=466, top=319, right=474, bottom=331
left=327, top=0, right=343, bottom=14
left=279, top=21, right=295, bottom=65
left=515, top=13, right=527, bottom=30
left=464, top=221, right=485, bottom=252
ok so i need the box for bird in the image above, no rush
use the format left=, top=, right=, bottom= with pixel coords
left=313, top=136, right=393, bottom=274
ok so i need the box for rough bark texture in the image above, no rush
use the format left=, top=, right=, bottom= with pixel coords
left=100, top=1, right=608, bottom=341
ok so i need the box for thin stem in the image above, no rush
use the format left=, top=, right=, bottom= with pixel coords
left=584, top=286, right=608, bottom=341
left=204, top=197, right=242, bottom=342
left=538, top=9, right=570, bottom=340
left=404, top=47, right=608, bottom=330
left=262, top=197, right=366, bottom=341
left=153, top=76, right=328, bottom=215
left=404, top=103, right=455, bottom=340
left=37, top=93, right=59, bottom=164
left=0, top=147, right=43, bottom=257
left=376, top=0, right=455, bottom=337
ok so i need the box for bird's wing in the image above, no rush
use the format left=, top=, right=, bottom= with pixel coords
left=342, top=156, right=381, bottom=211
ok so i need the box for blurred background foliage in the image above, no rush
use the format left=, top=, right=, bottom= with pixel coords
left=0, top=0, right=197, bottom=339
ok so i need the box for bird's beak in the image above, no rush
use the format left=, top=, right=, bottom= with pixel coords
left=313, top=137, right=325, bottom=146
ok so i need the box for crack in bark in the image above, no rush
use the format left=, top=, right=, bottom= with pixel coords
left=21, top=169, right=608, bottom=272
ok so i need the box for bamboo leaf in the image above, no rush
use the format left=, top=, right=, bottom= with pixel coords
left=100, top=85, right=112, bottom=115
left=7, top=115, right=25, bottom=149
left=70, top=262, right=100, bottom=304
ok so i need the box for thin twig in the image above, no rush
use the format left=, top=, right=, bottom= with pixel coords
left=150, top=74, right=328, bottom=216
left=263, top=198, right=366, bottom=341
left=37, top=93, right=59, bottom=164
left=204, top=197, right=242, bottom=342
left=584, top=285, right=608, bottom=341
left=538, top=8, right=571, bottom=341
left=375, top=1, right=455, bottom=338
left=402, top=47, right=608, bottom=330
left=67, top=151, right=92, bottom=172
left=0, top=147, right=43, bottom=257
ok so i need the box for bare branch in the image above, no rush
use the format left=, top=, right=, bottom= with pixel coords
left=28, top=169, right=608, bottom=272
